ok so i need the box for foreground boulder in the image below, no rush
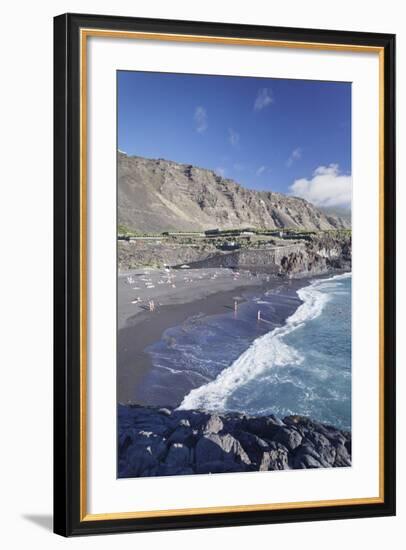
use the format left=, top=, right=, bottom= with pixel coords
left=118, top=404, right=351, bottom=478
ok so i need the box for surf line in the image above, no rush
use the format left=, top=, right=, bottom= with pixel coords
left=177, top=275, right=336, bottom=412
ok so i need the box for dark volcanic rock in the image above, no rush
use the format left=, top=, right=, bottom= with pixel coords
left=334, top=443, right=352, bottom=467
left=118, top=405, right=351, bottom=478
left=243, top=416, right=283, bottom=439
left=195, top=433, right=251, bottom=466
left=166, top=443, right=190, bottom=468
left=260, top=442, right=290, bottom=471
left=234, top=431, right=271, bottom=464
left=167, top=425, right=197, bottom=446
left=273, top=427, right=303, bottom=451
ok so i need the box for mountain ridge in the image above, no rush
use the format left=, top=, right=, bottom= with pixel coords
left=118, top=152, right=350, bottom=233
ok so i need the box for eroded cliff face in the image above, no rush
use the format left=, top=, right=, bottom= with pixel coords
left=118, top=153, right=350, bottom=233
left=183, top=234, right=351, bottom=277
left=277, top=233, right=352, bottom=277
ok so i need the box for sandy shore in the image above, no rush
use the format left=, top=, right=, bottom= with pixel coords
left=117, top=267, right=306, bottom=404
left=118, top=267, right=271, bottom=329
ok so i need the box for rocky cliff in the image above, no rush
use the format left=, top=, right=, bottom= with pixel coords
left=118, top=232, right=351, bottom=277
left=118, top=404, right=351, bottom=478
left=278, top=232, right=352, bottom=277
left=118, top=153, right=350, bottom=233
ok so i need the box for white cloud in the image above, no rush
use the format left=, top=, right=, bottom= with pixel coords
left=289, top=164, right=352, bottom=208
left=256, top=165, right=267, bottom=176
left=254, top=88, right=273, bottom=111
left=228, top=128, right=240, bottom=147
left=286, top=147, right=302, bottom=167
left=194, top=106, right=208, bottom=133
left=215, top=167, right=226, bottom=178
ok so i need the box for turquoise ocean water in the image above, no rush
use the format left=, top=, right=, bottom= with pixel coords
left=144, top=273, right=352, bottom=430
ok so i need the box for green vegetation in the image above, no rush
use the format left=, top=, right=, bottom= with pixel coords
left=118, top=226, right=351, bottom=240
left=117, top=224, right=137, bottom=237
left=118, top=225, right=163, bottom=238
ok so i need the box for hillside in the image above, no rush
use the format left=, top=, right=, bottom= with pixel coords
left=118, top=153, right=350, bottom=233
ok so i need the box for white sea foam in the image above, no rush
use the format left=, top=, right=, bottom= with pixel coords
left=177, top=274, right=350, bottom=412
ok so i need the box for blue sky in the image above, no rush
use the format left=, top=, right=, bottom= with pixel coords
left=118, top=71, right=352, bottom=208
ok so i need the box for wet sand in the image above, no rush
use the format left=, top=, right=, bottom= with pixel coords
left=117, top=267, right=307, bottom=404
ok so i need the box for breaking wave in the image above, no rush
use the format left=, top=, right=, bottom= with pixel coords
left=178, top=274, right=350, bottom=411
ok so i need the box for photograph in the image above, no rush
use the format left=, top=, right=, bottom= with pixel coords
left=0, top=0, right=400, bottom=544
left=51, top=9, right=395, bottom=537
left=116, top=71, right=353, bottom=478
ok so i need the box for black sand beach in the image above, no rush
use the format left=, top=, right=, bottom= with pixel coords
left=117, top=267, right=308, bottom=405
left=117, top=267, right=352, bottom=478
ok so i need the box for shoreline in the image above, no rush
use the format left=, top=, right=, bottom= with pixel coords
left=118, top=280, right=269, bottom=404
left=117, top=267, right=324, bottom=406
left=117, top=270, right=352, bottom=478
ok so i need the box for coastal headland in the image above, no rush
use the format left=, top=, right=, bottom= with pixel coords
left=118, top=404, right=351, bottom=478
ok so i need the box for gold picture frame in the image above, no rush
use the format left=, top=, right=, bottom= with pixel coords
left=54, top=13, right=396, bottom=536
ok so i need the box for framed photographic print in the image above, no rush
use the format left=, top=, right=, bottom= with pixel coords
left=53, top=13, right=396, bottom=536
